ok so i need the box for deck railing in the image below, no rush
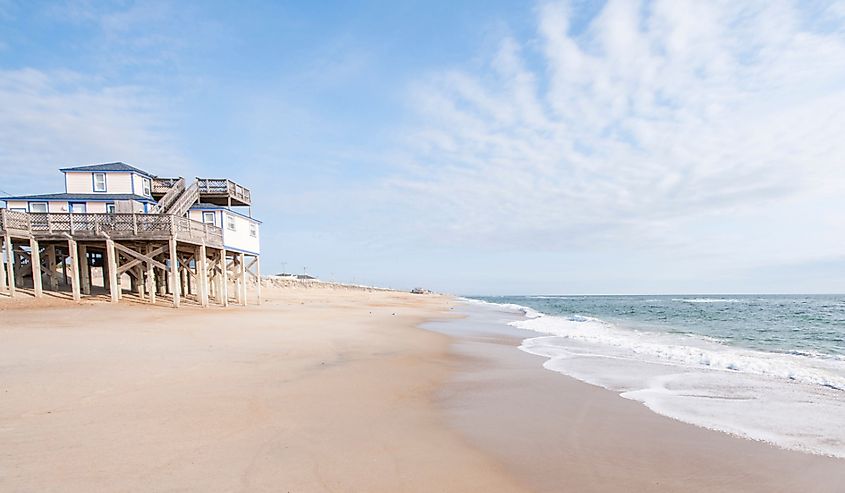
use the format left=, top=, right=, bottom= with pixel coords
left=153, top=177, right=251, bottom=204
left=0, top=209, right=223, bottom=248
left=196, top=178, right=251, bottom=204
left=151, top=177, right=181, bottom=194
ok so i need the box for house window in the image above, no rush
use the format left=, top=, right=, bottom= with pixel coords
left=106, top=203, right=116, bottom=214
left=93, top=173, right=107, bottom=192
left=203, top=212, right=216, bottom=225
left=69, top=203, right=87, bottom=213
left=142, top=178, right=151, bottom=196
left=226, top=214, right=236, bottom=231
left=249, top=223, right=257, bottom=238
left=29, top=202, right=48, bottom=213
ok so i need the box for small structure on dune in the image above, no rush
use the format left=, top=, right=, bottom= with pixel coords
left=0, top=162, right=261, bottom=307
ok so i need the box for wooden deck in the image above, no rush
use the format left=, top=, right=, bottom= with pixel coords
left=1, top=208, right=259, bottom=308
left=152, top=177, right=251, bottom=207
left=0, top=210, right=223, bottom=248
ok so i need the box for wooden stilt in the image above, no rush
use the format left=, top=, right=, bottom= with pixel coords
left=102, top=248, right=110, bottom=291
left=180, top=263, right=188, bottom=297
left=207, top=257, right=216, bottom=301
left=198, top=244, right=209, bottom=307
left=134, top=266, right=145, bottom=300
left=130, top=269, right=138, bottom=294
left=67, top=238, right=81, bottom=302
left=239, top=252, right=247, bottom=306
left=105, top=239, right=119, bottom=303
left=79, top=244, right=91, bottom=295
left=47, top=246, right=59, bottom=290
left=30, top=239, right=43, bottom=297
left=14, top=244, right=23, bottom=287
left=61, top=250, right=67, bottom=286
left=5, top=235, right=16, bottom=297
left=255, top=255, right=261, bottom=306
left=146, top=244, right=156, bottom=305
left=0, top=235, right=7, bottom=294
left=169, top=238, right=180, bottom=308
left=220, top=249, right=229, bottom=307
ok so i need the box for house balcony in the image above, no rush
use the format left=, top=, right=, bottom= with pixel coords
left=152, top=177, right=251, bottom=207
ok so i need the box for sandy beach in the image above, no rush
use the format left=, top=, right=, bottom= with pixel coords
left=1, top=286, right=843, bottom=492
left=0, top=287, right=525, bottom=492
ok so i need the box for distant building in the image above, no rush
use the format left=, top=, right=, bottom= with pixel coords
left=1, top=162, right=261, bottom=307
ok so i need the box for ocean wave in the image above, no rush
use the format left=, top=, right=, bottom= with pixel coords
left=673, top=298, right=743, bottom=303
left=513, top=315, right=845, bottom=391
left=458, top=297, right=543, bottom=319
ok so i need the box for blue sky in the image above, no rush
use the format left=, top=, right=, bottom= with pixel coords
left=2, top=0, right=845, bottom=295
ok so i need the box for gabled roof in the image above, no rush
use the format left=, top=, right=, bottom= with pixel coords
left=59, top=162, right=154, bottom=177
left=1, top=193, right=156, bottom=203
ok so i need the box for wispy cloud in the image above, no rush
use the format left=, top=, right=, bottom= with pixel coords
left=0, top=68, right=189, bottom=193
left=389, top=0, right=845, bottom=255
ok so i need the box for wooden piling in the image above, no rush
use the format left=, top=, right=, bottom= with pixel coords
left=220, top=249, right=229, bottom=307
left=255, top=255, right=261, bottom=306
left=47, top=245, right=59, bottom=291
left=169, top=238, right=180, bottom=308
left=239, top=252, right=247, bottom=306
left=67, top=238, right=81, bottom=302
left=146, top=244, right=156, bottom=305
left=0, top=235, right=7, bottom=294
left=30, top=238, right=43, bottom=297
left=105, top=239, right=119, bottom=303
left=14, top=243, right=23, bottom=287
left=5, top=234, right=15, bottom=297
left=79, top=244, right=90, bottom=296
left=198, top=244, right=209, bottom=307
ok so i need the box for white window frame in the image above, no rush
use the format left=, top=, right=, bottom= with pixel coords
left=29, top=202, right=48, bottom=213
left=202, top=211, right=216, bottom=225
left=142, top=178, right=151, bottom=196
left=106, top=203, right=116, bottom=214
left=249, top=223, right=257, bottom=238
left=226, top=214, right=236, bottom=231
left=93, top=172, right=107, bottom=192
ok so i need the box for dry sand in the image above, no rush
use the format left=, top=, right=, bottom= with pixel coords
left=0, top=287, right=526, bottom=492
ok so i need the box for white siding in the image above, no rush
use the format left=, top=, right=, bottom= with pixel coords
left=189, top=208, right=260, bottom=254
left=85, top=202, right=107, bottom=213
left=64, top=172, right=134, bottom=194
left=222, top=212, right=260, bottom=254
left=132, top=173, right=152, bottom=197
left=48, top=202, right=68, bottom=213
left=188, top=209, right=220, bottom=226
left=5, top=200, right=30, bottom=211
left=3, top=200, right=149, bottom=213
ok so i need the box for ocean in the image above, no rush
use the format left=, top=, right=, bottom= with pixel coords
left=468, top=294, right=845, bottom=458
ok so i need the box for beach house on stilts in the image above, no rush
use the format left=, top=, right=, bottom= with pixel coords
left=0, top=162, right=261, bottom=307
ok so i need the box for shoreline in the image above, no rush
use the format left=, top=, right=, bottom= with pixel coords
left=431, top=303, right=845, bottom=492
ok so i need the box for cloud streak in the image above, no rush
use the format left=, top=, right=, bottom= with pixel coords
left=0, top=68, right=189, bottom=193
left=390, top=0, right=845, bottom=254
